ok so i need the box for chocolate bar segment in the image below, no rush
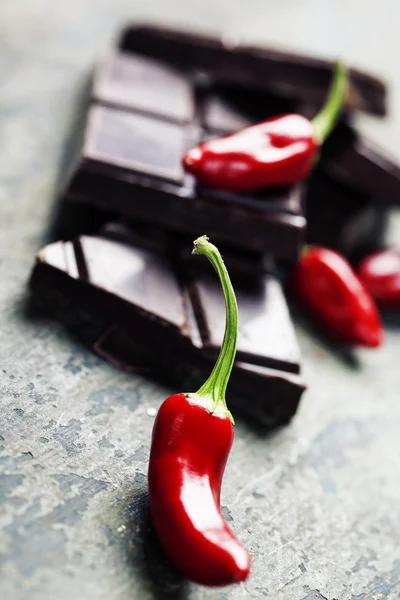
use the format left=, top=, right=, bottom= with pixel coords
left=66, top=167, right=306, bottom=258
left=202, top=92, right=251, bottom=134
left=320, top=121, right=400, bottom=206
left=64, top=30, right=313, bottom=260
left=63, top=25, right=394, bottom=262
left=93, top=52, right=195, bottom=123
left=84, top=105, right=186, bottom=183
left=187, top=268, right=300, bottom=373
left=306, top=171, right=388, bottom=260
left=95, top=326, right=305, bottom=426
left=100, top=221, right=271, bottom=278
left=201, top=85, right=299, bottom=135
left=32, top=234, right=301, bottom=369
left=30, top=233, right=305, bottom=423
left=61, top=23, right=395, bottom=264
left=34, top=236, right=191, bottom=340
left=65, top=102, right=306, bottom=259
left=119, top=24, right=386, bottom=116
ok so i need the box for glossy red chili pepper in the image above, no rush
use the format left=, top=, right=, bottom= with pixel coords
left=183, top=62, right=347, bottom=192
left=148, top=236, right=250, bottom=587
left=292, top=246, right=383, bottom=347
left=357, top=249, right=400, bottom=308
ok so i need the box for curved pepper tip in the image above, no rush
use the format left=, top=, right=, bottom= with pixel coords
left=355, top=325, right=384, bottom=349
left=232, top=548, right=251, bottom=583
left=203, top=542, right=250, bottom=586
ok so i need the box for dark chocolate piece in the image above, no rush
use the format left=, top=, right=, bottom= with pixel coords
left=33, top=236, right=189, bottom=336
left=65, top=35, right=306, bottom=260
left=100, top=221, right=171, bottom=255
left=187, top=269, right=300, bottom=373
left=31, top=233, right=305, bottom=424
left=306, top=171, right=388, bottom=261
left=62, top=26, right=393, bottom=261
left=65, top=102, right=306, bottom=259
left=93, top=52, right=195, bottom=124
left=94, top=326, right=305, bottom=426
left=119, top=25, right=386, bottom=116
left=84, top=105, right=186, bottom=183
left=202, top=92, right=252, bottom=134
left=201, top=87, right=301, bottom=135
left=320, top=121, right=400, bottom=206
left=200, top=84, right=300, bottom=134
left=100, top=221, right=271, bottom=278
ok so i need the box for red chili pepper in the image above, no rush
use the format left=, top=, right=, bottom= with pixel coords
left=148, top=236, right=250, bottom=587
left=292, top=246, right=383, bottom=347
left=183, top=62, right=347, bottom=192
left=357, top=249, right=400, bottom=308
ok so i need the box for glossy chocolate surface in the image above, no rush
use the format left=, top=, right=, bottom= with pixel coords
left=100, top=221, right=271, bottom=277
left=31, top=232, right=305, bottom=424
left=65, top=49, right=307, bottom=259
left=62, top=24, right=399, bottom=269
left=93, top=51, right=195, bottom=123
left=95, top=325, right=305, bottom=426
left=307, top=171, right=388, bottom=261
left=320, top=120, right=400, bottom=206
left=119, top=25, right=387, bottom=116
left=61, top=23, right=400, bottom=270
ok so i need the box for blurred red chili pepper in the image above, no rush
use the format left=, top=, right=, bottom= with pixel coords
left=183, top=62, right=347, bottom=192
left=292, top=246, right=383, bottom=347
left=148, top=235, right=250, bottom=587
left=358, top=249, right=400, bottom=308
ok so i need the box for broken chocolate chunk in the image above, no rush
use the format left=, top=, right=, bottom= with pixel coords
left=30, top=232, right=305, bottom=424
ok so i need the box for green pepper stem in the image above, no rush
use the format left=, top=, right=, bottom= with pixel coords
left=312, top=60, right=348, bottom=145
left=192, top=236, right=238, bottom=417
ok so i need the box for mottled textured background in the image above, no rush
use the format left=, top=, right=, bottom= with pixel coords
left=1, top=1, right=400, bottom=599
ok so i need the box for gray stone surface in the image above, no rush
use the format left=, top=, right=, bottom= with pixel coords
left=1, top=1, right=400, bottom=598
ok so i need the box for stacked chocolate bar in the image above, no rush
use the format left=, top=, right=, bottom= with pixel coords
left=30, top=25, right=400, bottom=424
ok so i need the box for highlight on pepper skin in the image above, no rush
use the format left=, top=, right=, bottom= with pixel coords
left=182, top=61, right=347, bottom=192
left=182, top=117, right=316, bottom=191
left=148, top=394, right=250, bottom=586
left=148, top=237, right=250, bottom=587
